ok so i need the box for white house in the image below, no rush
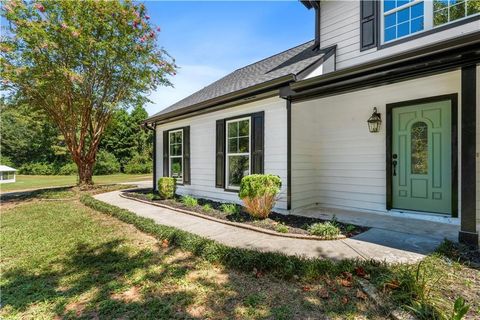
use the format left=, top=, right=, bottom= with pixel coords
left=0, top=165, right=17, bottom=184
left=144, top=0, right=480, bottom=247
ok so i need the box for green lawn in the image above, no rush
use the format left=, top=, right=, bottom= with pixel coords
left=1, top=189, right=478, bottom=319
left=0, top=174, right=151, bottom=193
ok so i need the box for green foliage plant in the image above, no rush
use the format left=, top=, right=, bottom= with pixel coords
left=181, top=195, right=198, bottom=207
left=202, top=204, right=213, bottom=213
left=220, top=203, right=239, bottom=215
left=239, top=174, right=282, bottom=219
left=275, top=223, right=289, bottom=234
left=124, top=152, right=152, bottom=174
left=157, top=177, right=175, bottom=199
left=93, top=151, right=120, bottom=175
left=308, top=222, right=340, bottom=239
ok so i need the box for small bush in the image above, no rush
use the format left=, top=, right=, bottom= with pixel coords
left=124, top=153, right=152, bottom=174
left=58, top=162, right=78, bottom=175
left=308, top=222, right=340, bottom=239
left=275, top=223, right=289, bottom=234
left=346, top=225, right=356, bottom=233
left=181, top=195, right=198, bottom=207
left=94, top=150, right=120, bottom=175
left=0, top=156, right=15, bottom=168
left=220, top=203, right=239, bottom=214
left=239, top=174, right=282, bottom=219
left=158, top=177, right=176, bottom=199
left=19, top=162, right=55, bottom=175
left=146, top=193, right=160, bottom=201
left=202, top=204, right=213, bottom=213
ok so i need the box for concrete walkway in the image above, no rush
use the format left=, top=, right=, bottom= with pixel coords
left=94, top=190, right=444, bottom=263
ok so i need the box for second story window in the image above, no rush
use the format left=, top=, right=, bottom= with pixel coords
left=382, top=0, right=479, bottom=43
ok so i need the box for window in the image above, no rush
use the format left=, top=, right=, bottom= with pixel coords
left=383, top=0, right=425, bottom=42
left=433, top=0, right=480, bottom=26
left=411, top=121, right=428, bottom=174
left=382, top=0, right=479, bottom=43
left=169, top=129, right=183, bottom=183
left=226, top=118, right=250, bottom=189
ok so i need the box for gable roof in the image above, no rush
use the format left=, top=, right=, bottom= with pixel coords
left=0, top=165, right=17, bottom=172
left=147, top=40, right=330, bottom=123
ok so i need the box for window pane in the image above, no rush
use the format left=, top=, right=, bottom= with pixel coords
left=434, top=7, right=449, bottom=25
left=411, top=17, right=424, bottom=32
left=385, top=0, right=396, bottom=12
left=449, top=1, right=466, bottom=21
left=228, top=122, right=238, bottom=138
left=170, top=157, right=183, bottom=181
left=228, top=155, right=249, bottom=187
left=397, top=0, right=409, bottom=7
left=411, top=2, right=424, bottom=17
left=385, top=26, right=397, bottom=42
left=411, top=122, right=428, bottom=175
left=239, top=120, right=249, bottom=136
left=385, top=13, right=396, bottom=28
left=228, top=137, right=238, bottom=153
left=238, top=137, right=249, bottom=153
left=397, top=8, right=410, bottom=23
left=397, top=21, right=410, bottom=37
left=467, top=0, right=480, bottom=15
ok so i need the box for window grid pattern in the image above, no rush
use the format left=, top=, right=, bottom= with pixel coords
left=169, top=130, right=183, bottom=183
left=384, top=0, right=425, bottom=42
left=433, top=0, right=480, bottom=26
left=226, top=118, right=250, bottom=189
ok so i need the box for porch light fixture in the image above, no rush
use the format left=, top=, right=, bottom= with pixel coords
left=367, top=107, right=382, bottom=133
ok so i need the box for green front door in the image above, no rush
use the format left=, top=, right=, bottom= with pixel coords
left=392, top=99, right=452, bottom=214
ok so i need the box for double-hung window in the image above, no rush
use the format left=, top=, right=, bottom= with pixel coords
left=226, top=118, right=250, bottom=189
left=169, top=129, right=183, bottom=183
left=382, top=0, right=479, bottom=43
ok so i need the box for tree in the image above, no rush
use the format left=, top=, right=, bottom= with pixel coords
left=101, top=104, right=152, bottom=171
left=1, top=0, right=175, bottom=185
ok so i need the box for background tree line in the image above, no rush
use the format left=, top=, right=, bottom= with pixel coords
left=0, top=99, right=153, bottom=175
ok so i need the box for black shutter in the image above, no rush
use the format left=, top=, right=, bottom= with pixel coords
left=215, top=120, right=225, bottom=188
left=360, top=0, right=377, bottom=51
left=183, top=126, right=191, bottom=185
left=163, top=131, right=169, bottom=177
left=251, top=112, right=264, bottom=174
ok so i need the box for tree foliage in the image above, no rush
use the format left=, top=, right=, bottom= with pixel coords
left=1, top=0, right=175, bottom=184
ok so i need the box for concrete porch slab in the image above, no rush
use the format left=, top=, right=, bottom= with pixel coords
left=294, top=205, right=458, bottom=242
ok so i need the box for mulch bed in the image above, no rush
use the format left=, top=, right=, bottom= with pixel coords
left=124, top=190, right=369, bottom=238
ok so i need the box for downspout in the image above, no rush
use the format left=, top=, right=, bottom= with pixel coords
left=144, top=122, right=157, bottom=191
left=313, top=5, right=321, bottom=51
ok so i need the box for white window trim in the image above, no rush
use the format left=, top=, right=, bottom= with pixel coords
left=381, top=0, right=479, bottom=44
left=225, top=117, right=251, bottom=190
left=169, top=129, right=183, bottom=184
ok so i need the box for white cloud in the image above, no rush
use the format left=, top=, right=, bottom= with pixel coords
left=145, top=64, right=228, bottom=116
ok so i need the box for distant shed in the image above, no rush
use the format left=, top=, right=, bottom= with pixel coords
left=0, top=165, right=17, bottom=183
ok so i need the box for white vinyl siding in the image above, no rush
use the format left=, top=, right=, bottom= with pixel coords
left=291, top=71, right=462, bottom=217
left=156, top=97, right=288, bottom=211
left=476, top=64, right=480, bottom=234
left=319, top=0, right=480, bottom=70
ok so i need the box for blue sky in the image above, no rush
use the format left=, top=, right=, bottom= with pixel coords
left=145, top=1, right=314, bottom=115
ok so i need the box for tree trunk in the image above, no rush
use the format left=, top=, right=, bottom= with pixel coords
left=77, top=160, right=95, bottom=187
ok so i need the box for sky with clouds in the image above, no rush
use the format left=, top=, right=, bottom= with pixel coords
left=144, top=1, right=314, bottom=116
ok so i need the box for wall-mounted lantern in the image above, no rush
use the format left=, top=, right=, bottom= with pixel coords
left=367, top=107, right=382, bottom=133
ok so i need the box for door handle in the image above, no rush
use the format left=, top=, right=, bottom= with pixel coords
left=392, top=154, right=398, bottom=176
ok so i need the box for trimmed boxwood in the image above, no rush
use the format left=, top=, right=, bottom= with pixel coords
left=158, top=177, right=176, bottom=199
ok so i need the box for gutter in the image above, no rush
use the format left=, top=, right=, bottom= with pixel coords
left=291, top=31, right=480, bottom=93
left=145, top=74, right=296, bottom=125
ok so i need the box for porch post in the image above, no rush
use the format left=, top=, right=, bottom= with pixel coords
left=152, top=124, right=157, bottom=191
left=459, top=65, right=478, bottom=247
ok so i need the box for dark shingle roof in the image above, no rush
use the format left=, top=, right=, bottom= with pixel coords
left=149, top=40, right=327, bottom=121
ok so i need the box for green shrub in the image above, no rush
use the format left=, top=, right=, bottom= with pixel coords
left=275, top=223, right=289, bottom=234
left=124, top=153, right=152, bottom=174
left=94, top=150, right=120, bottom=175
left=157, top=177, right=176, bottom=199
left=308, top=222, right=340, bottom=239
left=58, top=162, right=78, bottom=175
left=202, top=204, right=213, bottom=213
left=181, top=195, right=198, bottom=207
left=239, top=174, right=282, bottom=219
left=0, top=156, right=15, bottom=168
left=346, top=225, right=356, bottom=233
left=146, top=193, right=160, bottom=201
left=220, top=203, right=239, bottom=214
left=19, top=162, right=55, bottom=175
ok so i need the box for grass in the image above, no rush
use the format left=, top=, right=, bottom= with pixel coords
left=0, top=174, right=151, bottom=193
left=1, top=189, right=478, bottom=319
left=1, top=191, right=384, bottom=319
